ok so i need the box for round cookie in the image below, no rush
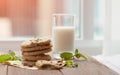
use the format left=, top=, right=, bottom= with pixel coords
left=22, top=49, right=51, bottom=56
left=21, top=38, right=51, bottom=48
left=21, top=45, right=52, bottom=52
left=22, top=54, right=51, bottom=61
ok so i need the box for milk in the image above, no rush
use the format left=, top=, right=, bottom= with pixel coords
left=53, top=26, right=74, bottom=53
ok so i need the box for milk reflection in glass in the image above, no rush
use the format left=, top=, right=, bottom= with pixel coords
left=52, top=14, right=75, bottom=53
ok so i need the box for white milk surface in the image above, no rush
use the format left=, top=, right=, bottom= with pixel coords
left=53, top=26, right=74, bottom=52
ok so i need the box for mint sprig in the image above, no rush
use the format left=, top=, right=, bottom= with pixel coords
left=74, top=49, right=87, bottom=60
left=0, top=54, right=12, bottom=62
left=60, top=49, right=87, bottom=60
left=65, top=60, right=73, bottom=67
left=0, top=50, right=21, bottom=63
left=60, top=49, right=87, bottom=67
left=60, top=52, right=73, bottom=60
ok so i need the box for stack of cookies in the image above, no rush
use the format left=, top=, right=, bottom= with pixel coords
left=21, top=38, right=52, bottom=67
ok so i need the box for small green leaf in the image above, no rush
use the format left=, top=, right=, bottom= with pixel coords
left=0, top=54, right=11, bottom=62
left=75, top=49, right=79, bottom=55
left=8, top=50, right=15, bottom=56
left=8, top=50, right=21, bottom=61
left=65, top=60, right=73, bottom=67
left=75, top=49, right=81, bottom=58
left=13, top=56, right=21, bottom=61
left=74, top=49, right=87, bottom=60
left=60, top=52, right=73, bottom=60
left=75, top=53, right=81, bottom=58
left=0, top=50, right=21, bottom=62
left=79, top=53, right=87, bottom=60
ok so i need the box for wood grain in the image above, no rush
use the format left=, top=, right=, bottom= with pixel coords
left=0, top=63, right=7, bottom=75
left=60, top=57, right=119, bottom=75
left=0, top=55, right=119, bottom=75
left=7, top=66, right=62, bottom=75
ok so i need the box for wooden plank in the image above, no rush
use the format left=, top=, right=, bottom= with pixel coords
left=7, top=66, right=63, bottom=75
left=0, top=63, right=7, bottom=75
left=60, top=57, right=119, bottom=75
left=0, top=54, right=119, bottom=75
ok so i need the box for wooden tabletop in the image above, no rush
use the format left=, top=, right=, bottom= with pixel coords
left=0, top=56, right=119, bottom=75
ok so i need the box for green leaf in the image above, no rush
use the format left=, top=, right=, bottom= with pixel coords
left=75, top=53, right=81, bottom=58
left=74, top=49, right=87, bottom=60
left=8, top=50, right=15, bottom=56
left=60, top=52, right=73, bottom=60
left=13, top=56, right=21, bottom=61
left=8, top=50, right=21, bottom=61
left=0, top=54, right=12, bottom=62
left=75, top=49, right=81, bottom=58
left=79, top=53, right=87, bottom=60
left=75, top=49, right=79, bottom=55
left=0, top=50, right=21, bottom=62
left=65, top=60, right=73, bottom=67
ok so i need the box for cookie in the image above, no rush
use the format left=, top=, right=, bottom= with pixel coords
left=21, top=38, right=51, bottom=48
left=22, top=60, right=36, bottom=67
left=21, top=45, right=52, bottom=52
left=36, top=60, right=66, bottom=69
left=22, top=49, right=51, bottom=56
left=22, top=54, right=51, bottom=61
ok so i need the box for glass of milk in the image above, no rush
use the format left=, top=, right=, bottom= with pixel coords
left=52, top=14, right=75, bottom=56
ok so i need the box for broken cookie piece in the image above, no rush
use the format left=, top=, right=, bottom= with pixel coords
left=36, top=60, right=66, bottom=69
left=3, top=61, right=38, bottom=70
left=3, top=61, right=23, bottom=67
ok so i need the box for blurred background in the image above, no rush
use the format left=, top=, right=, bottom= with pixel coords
left=0, top=0, right=120, bottom=73
left=0, top=0, right=78, bottom=37
left=0, top=0, right=104, bottom=40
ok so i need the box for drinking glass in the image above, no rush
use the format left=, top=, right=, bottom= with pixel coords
left=52, top=14, right=75, bottom=56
